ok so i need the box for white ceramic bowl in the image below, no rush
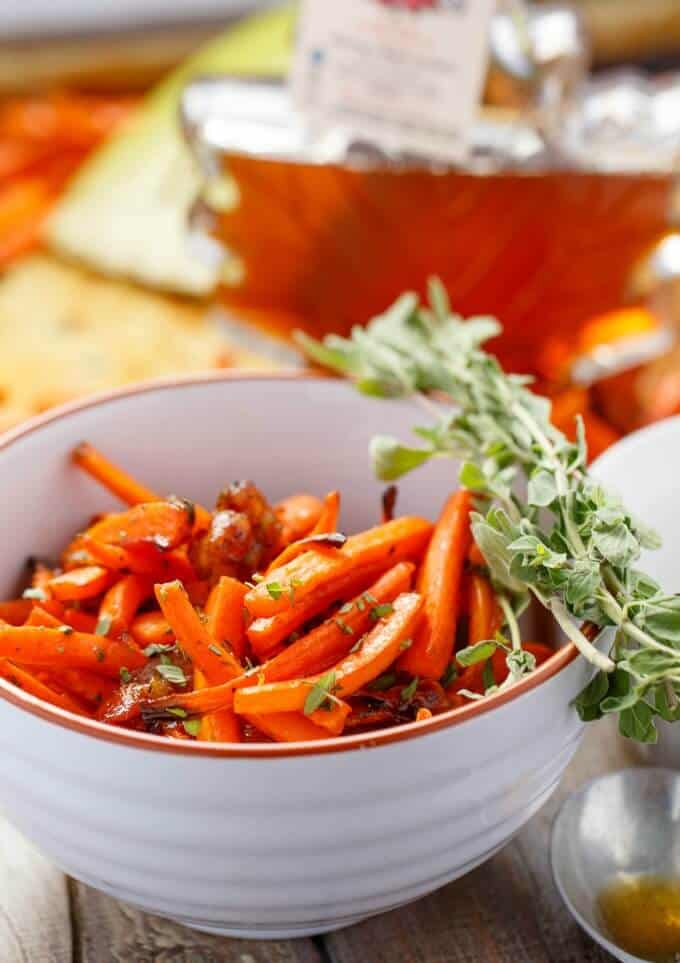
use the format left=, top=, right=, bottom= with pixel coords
left=592, top=415, right=680, bottom=768
left=0, top=374, right=596, bottom=938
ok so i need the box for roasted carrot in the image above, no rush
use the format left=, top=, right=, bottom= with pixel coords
left=155, top=581, right=242, bottom=684
left=0, top=660, right=90, bottom=715
left=130, top=611, right=174, bottom=648
left=468, top=574, right=501, bottom=646
left=0, top=626, right=146, bottom=676
left=244, top=712, right=330, bottom=743
left=275, top=493, right=324, bottom=545
left=47, top=565, right=115, bottom=602
left=253, top=562, right=415, bottom=681
left=205, top=576, right=248, bottom=661
left=195, top=667, right=242, bottom=743
left=246, top=516, right=432, bottom=620
left=266, top=491, right=341, bottom=572
left=27, top=604, right=97, bottom=639
left=468, top=541, right=486, bottom=567
left=98, top=575, right=152, bottom=636
left=45, top=668, right=115, bottom=708
left=72, top=443, right=212, bottom=530
left=86, top=500, right=194, bottom=552
left=78, top=536, right=198, bottom=583
left=0, top=600, right=32, bottom=625
left=399, top=491, right=472, bottom=680
left=234, top=593, right=423, bottom=718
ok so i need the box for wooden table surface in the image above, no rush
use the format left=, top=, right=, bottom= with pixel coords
left=1, top=723, right=636, bottom=963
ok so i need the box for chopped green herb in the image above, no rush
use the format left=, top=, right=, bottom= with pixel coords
left=339, top=602, right=354, bottom=615
left=142, top=643, right=175, bottom=658
left=349, top=638, right=363, bottom=654
left=252, top=573, right=264, bottom=583
left=399, top=638, right=413, bottom=652
left=482, top=659, right=496, bottom=693
left=401, top=677, right=419, bottom=703
left=356, top=597, right=366, bottom=612
left=160, top=653, right=173, bottom=666
left=370, top=602, right=394, bottom=622
left=288, top=632, right=301, bottom=644
left=363, top=592, right=378, bottom=606
left=333, top=618, right=354, bottom=636
left=183, top=719, right=201, bottom=737
left=94, top=646, right=105, bottom=663
left=457, top=641, right=498, bottom=668
left=119, top=667, right=132, bottom=684
left=440, top=661, right=458, bottom=688
left=57, top=625, right=74, bottom=636
left=369, top=672, right=397, bottom=691
left=167, top=706, right=188, bottom=719
left=22, top=587, right=48, bottom=601
left=303, top=671, right=337, bottom=715
left=156, top=663, right=187, bottom=686
left=208, top=644, right=223, bottom=657
left=95, top=614, right=112, bottom=637
left=266, top=582, right=283, bottom=600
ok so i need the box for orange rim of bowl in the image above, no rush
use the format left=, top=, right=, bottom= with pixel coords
left=0, top=371, right=583, bottom=758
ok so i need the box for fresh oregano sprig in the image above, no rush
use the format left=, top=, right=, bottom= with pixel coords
left=296, top=279, right=677, bottom=744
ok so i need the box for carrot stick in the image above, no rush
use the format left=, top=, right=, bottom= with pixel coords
left=266, top=491, right=340, bottom=572
left=98, top=575, right=152, bottom=636
left=468, top=574, right=501, bottom=646
left=155, top=581, right=242, bottom=684
left=72, top=443, right=212, bottom=530
left=246, top=516, right=432, bottom=620
left=205, top=576, right=248, bottom=661
left=130, top=611, right=174, bottom=648
left=399, top=491, right=472, bottom=680
left=0, top=660, right=90, bottom=715
left=234, top=593, right=423, bottom=717
left=244, top=712, right=330, bottom=743
left=78, top=536, right=198, bottom=583
left=0, top=626, right=146, bottom=676
left=45, top=668, right=116, bottom=708
left=254, top=561, right=415, bottom=681
left=468, top=541, right=486, bottom=567
left=87, top=500, right=194, bottom=551
left=194, top=667, right=241, bottom=743
left=0, top=600, right=32, bottom=625
left=275, top=493, right=323, bottom=546
left=47, top=565, right=115, bottom=602
left=27, top=604, right=97, bottom=638
left=72, top=442, right=159, bottom=506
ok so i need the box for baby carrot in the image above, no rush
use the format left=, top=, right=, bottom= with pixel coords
left=275, top=493, right=323, bottom=545
left=0, top=626, right=146, bottom=676
left=468, top=574, right=501, bottom=646
left=205, top=576, right=248, bottom=661
left=266, top=491, right=341, bottom=572
left=155, top=580, right=242, bottom=684
left=0, top=660, right=90, bottom=715
left=0, top=600, right=32, bottom=625
left=245, top=712, right=330, bottom=743
left=245, top=516, right=432, bottom=620
left=87, top=500, right=194, bottom=552
left=48, top=565, right=115, bottom=602
left=234, top=592, right=423, bottom=717
left=195, top=667, right=242, bottom=743
left=130, top=611, right=174, bottom=648
left=98, top=575, right=152, bottom=636
left=399, top=491, right=472, bottom=680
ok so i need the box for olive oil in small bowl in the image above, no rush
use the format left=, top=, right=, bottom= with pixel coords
left=598, top=875, right=680, bottom=962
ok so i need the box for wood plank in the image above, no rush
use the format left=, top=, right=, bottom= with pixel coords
left=323, top=723, right=634, bottom=963
left=69, top=879, right=323, bottom=963
left=0, top=818, right=72, bottom=963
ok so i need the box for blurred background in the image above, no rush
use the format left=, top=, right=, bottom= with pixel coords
left=1, top=0, right=680, bottom=455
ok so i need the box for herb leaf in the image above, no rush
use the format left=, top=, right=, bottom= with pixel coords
left=303, top=671, right=337, bottom=715
left=156, top=663, right=187, bottom=686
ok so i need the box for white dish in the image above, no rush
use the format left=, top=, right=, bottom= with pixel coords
left=0, top=374, right=597, bottom=938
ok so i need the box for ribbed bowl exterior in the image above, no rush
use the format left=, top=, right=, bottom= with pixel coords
left=0, top=653, right=589, bottom=937
left=0, top=376, right=596, bottom=937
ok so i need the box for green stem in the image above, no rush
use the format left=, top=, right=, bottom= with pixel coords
left=499, top=596, right=521, bottom=651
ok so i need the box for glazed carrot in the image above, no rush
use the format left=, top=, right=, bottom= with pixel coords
left=468, top=574, right=501, bottom=646
left=275, top=493, right=323, bottom=545
left=468, top=541, right=486, bottom=567
left=194, top=667, right=242, bottom=743
left=235, top=593, right=423, bottom=718
left=306, top=699, right=352, bottom=735
left=245, top=712, right=330, bottom=743
left=131, top=611, right=174, bottom=648
left=205, top=576, right=248, bottom=660
left=47, top=565, right=115, bottom=602
left=78, top=535, right=198, bottom=583
left=46, top=668, right=116, bottom=708
left=399, top=491, right=472, bottom=680
left=72, top=442, right=159, bottom=506
left=155, top=581, right=242, bottom=684
left=87, top=500, right=194, bottom=551
left=98, top=575, right=152, bottom=636
left=247, top=560, right=388, bottom=658
left=254, top=562, right=415, bottom=681
left=0, top=626, right=145, bottom=676
left=246, top=516, right=433, bottom=620
left=0, top=660, right=90, bottom=715
left=234, top=681, right=351, bottom=735
left=72, top=443, right=212, bottom=530
left=0, top=600, right=32, bottom=625
left=62, top=608, right=98, bottom=634
left=266, top=491, right=341, bottom=572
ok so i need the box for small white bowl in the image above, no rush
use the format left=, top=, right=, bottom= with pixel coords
left=0, top=374, right=597, bottom=938
left=591, top=415, right=680, bottom=767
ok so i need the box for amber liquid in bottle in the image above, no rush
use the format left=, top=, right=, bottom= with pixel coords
left=214, top=155, right=671, bottom=381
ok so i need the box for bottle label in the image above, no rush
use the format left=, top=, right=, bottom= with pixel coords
left=291, top=0, right=494, bottom=163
